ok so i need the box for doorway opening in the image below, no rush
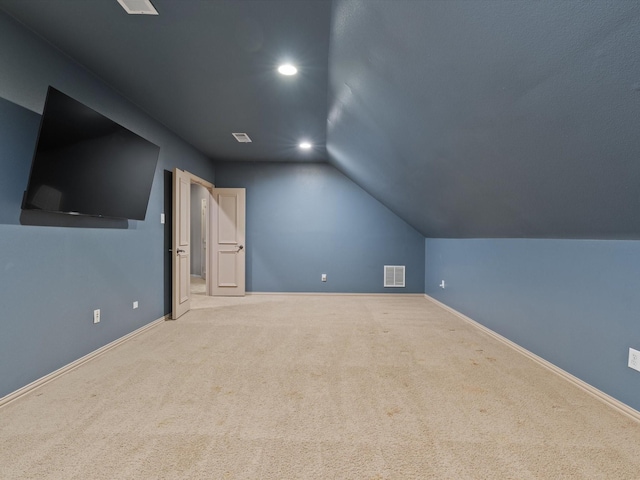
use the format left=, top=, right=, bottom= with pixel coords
left=171, top=169, right=246, bottom=320
left=190, top=184, right=209, bottom=296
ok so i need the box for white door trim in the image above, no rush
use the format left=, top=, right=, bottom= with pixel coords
left=171, top=169, right=214, bottom=319
left=201, top=197, right=208, bottom=278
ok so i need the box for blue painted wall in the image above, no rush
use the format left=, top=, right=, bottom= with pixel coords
left=0, top=12, right=214, bottom=398
left=215, top=162, right=425, bottom=293
left=425, top=238, right=640, bottom=411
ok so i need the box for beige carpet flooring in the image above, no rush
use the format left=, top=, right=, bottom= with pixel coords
left=1, top=294, right=640, bottom=479
left=191, top=275, right=206, bottom=294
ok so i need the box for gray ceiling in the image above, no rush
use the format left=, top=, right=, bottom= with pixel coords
left=2, top=0, right=640, bottom=239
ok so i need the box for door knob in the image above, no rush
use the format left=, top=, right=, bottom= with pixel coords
left=236, top=245, right=244, bottom=253
left=176, top=249, right=185, bottom=254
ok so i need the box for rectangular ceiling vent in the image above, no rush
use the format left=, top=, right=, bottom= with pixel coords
left=117, top=0, right=159, bottom=15
left=384, top=265, right=405, bottom=288
left=232, top=132, right=252, bottom=143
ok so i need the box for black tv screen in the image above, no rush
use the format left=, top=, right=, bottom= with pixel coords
left=22, top=87, right=160, bottom=220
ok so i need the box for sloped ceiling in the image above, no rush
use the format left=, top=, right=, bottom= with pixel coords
left=328, top=0, right=640, bottom=238
left=1, top=0, right=640, bottom=238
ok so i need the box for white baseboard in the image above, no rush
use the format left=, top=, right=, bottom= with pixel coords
left=0, top=316, right=167, bottom=409
left=247, top=292, right=424, bottom=297
left=424, top=294, right=640, bottom=424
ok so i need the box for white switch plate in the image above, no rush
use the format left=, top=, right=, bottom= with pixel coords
left=133, top=301, right=139, bottom=309
left=321, top=274, right=327, bottom=282
left=93, top=309, right=100, bottom=324
left=629, top=348, right=640, bottom=372
left=160, top=213, right=165, bottom=224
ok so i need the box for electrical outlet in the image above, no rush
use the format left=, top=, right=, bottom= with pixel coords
left=629, top=348, right=640, bottom=372
left=93, top=309, right=100, bottom=324
left=133, top=301, right=139, bottom=309
left=321, top=273, right=327, bottom=282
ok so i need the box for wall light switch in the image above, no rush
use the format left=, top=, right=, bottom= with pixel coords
left=321, top=274, right=327, bottom=282
left=93, top=309, right=100, bottom=324
left=160, top=213, right=165, bottom=224
left=133, top=301, right=139, bottom=309
left=629, top=348, right=640, bottom=372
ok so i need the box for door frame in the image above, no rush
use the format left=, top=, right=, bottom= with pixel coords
left=171, top=169, right=214, bottom=319
left=201, top=197, right=208, bottom=279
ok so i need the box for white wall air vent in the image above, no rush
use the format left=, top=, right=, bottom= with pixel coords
left=117, top=0, right=159, bottom=15
left=232, top=133, right=252, bottom=143
left=384, top=265, right=405, bottom=288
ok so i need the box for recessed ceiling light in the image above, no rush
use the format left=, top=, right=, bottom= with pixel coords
left=299, top=142, right=312, bottom=150
left=278, top=64, right=298, bottom=76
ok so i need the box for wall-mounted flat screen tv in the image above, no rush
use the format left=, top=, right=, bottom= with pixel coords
left=22, top=87, right=160, bottom=220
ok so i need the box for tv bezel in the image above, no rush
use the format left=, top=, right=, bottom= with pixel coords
left=21, top=86, right=160, bottom=221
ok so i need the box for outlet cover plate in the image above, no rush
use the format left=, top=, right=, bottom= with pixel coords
left=629, top=348, right=640, bottom=372
left=93, top=309, right=100, bottom=324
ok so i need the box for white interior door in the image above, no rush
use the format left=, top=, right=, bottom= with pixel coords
left=172, top=168, right=191, bottom=319
left=209, top=188, right=246, bottom=296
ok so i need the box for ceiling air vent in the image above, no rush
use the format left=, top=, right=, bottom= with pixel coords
left=232, top=133, right=252, bottom=143
left=384, top=265, right=405, bottom=288
left=117, top=0, right=159, bottom=15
